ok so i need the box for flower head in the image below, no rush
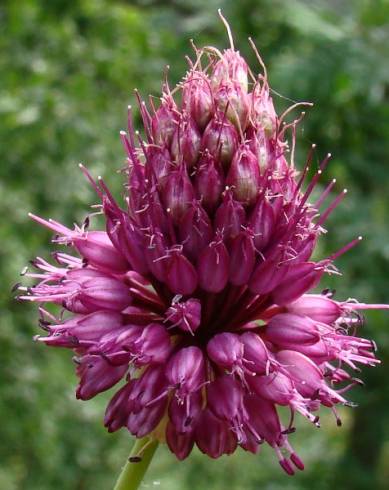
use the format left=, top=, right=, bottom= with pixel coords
left=19, top=14, right=388, bottom=475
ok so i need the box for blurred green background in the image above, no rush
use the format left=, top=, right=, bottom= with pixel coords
left=1, top=0, right=388, bottom=488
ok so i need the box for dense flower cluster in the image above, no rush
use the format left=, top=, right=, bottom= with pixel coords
left=19, top=20, right=386, bottom=475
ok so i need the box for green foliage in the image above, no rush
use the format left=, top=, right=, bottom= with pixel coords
left=1, top=1, right=388, bottom=488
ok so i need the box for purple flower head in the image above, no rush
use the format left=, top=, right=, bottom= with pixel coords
left=18, top=13, right=388, bottom=475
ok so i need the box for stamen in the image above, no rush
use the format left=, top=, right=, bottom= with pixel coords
left=97, top=176, right=121, bottom=209
left=330, top=236, right=362, bottom=261
left=134, top=89, right=152, bottom=141
left=28, top=213, right=71, bottom=236
left=331, top=406, right=342, bottom=426
left=298, top=152, right=332, bottom=210
left=78, top=163, right=104, bottom=198
left=316, top=189, right=347, bottom=227
left=127, top=105, right=136, bottom=148
left=278, top=111, right=306, bottom=141
left=294, top=144, right=316, bottom=196
left=314, top=178, right=337, bottom=209
left=120, top=130, right=139, bottom=168
left=218, top=9, right=234, bottom=50
left=278, top=102, right=314, bottom=127
left=349, top=303, right=389, bottom=310
left=248, top=37, right=267, bottom=81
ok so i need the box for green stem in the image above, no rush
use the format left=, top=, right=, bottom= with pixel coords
left=113, top=438, right=159, bottom=490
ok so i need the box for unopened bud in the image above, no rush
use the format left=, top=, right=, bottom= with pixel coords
left=183, top=71, right=214, bottom=130
left=63, top=270, right=132, bottom=313
left=195, top=408, right=237, bottom=458
left=229, top=231, right=256, bottom=286
left=194, top=151, right=224, bottom=212
left=76, top=355, right=127, bottom=400
left=201, top=113, right=239, bottom=169
left=241, top=332, right=271, bottom=374
left=124, top=322, right=172, bottom=366
left=147, top=145, right=172, bottom=183
left=197, top=238, right=229, bottom=293
left=211, top=49, right=248, bottom=92
left=226, top=144, right=261, bottom=205
left=151, top=97, right=178, bottom=146
left=171, top=114, right=201, bottom=169
left=179, top=201, right=213, bottom=261
left=166, top=250, right=198, bottom=295
left=251, top=84, right=277, bottom=137
left=165, top=297, right=201, bottom=334
left=214, top=190, right=246, bottom=242
left=207, top=332, right=243, bottom=370
left=264, top=313, right=321, bottom=347
left=272, top=262, right=324, bottom=306
left=166, top=346, right=205, bottom=395
left=286, top=294, right=342, bottom=324
left=248, top=197, right=275, bottom=251
left=215, top=81, right=249, bottom=131
left=249, top=256, right=288, bottom=295
left=162, top=164, right=195, bottom=224
left=73, top=231, right=129, bottom=274
left=145, top=230, right=168, bottom=282
left=247, top=127, right=271, bottom=175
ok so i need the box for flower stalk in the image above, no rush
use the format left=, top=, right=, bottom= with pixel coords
left=114, top=438, right=159, bottom=490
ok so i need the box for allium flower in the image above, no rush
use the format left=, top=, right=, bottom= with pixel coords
left=19, top=14, right=388, bottom=477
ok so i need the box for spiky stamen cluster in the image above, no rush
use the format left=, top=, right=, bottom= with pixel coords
left=19, top=17, right=387, bottom=475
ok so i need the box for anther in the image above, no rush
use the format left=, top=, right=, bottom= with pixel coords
left=11, top=282, right=22, bottom=293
